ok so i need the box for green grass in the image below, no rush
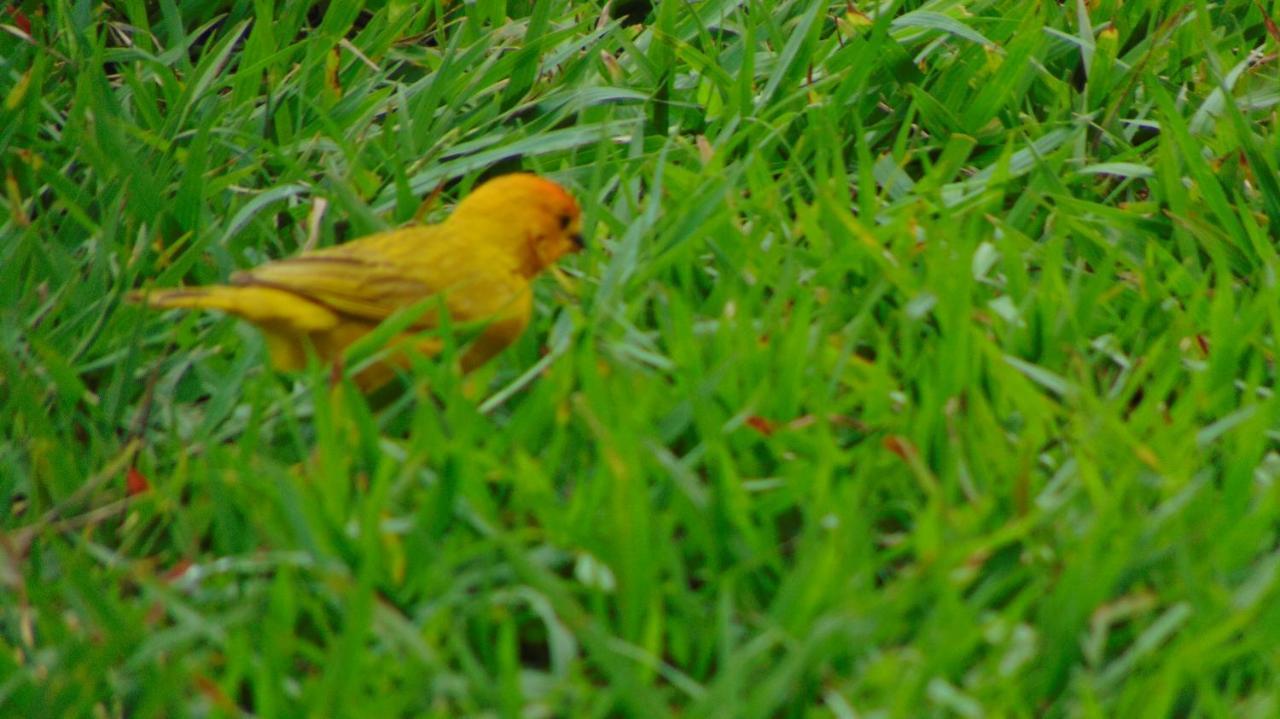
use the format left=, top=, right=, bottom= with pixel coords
left=3, top=0, right=1280, bottom=715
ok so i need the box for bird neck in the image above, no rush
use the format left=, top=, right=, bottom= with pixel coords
left=447, top=215, right=544, bottom=278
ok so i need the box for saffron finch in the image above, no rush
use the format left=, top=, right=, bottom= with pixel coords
left=130, top=173, right=583, bottom=389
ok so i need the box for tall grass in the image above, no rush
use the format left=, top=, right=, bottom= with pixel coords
left=3, top=0, right=1280, bottom=716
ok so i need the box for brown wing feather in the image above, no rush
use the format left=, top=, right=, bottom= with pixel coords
left=232, top=227, right=450, bottom=325
left=230, top=226, right=526, bottom=332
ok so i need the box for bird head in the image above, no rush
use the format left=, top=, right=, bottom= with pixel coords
left=447, top=173, right=584, bottom=277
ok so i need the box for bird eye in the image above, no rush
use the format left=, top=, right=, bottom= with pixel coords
left=559, top=214, right=572, bottom=230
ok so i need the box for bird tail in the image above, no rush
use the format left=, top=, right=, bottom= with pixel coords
left=126, top=285, right=337, bottom=330
left=128, top=285, right=246, bottom=312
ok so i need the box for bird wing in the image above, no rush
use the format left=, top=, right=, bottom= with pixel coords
left=230, top=226, right=522, bottom=330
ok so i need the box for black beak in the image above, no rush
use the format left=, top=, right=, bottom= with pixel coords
left=570, top=232, right=584, bottom=250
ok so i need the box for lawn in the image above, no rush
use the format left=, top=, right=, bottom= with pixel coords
left=3, top=0, right=1280, bottom=716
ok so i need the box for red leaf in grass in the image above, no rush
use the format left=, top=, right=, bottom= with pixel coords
left=883, top=435, right=918, bottom=462
left=6, top=8, right=31, bottom=35
left=1258, top=2, right=1280, bottom=43
left=745, top=416, right=776, bottom=436
left=193, top=674, right=239, bottom=713
left=162, top=559, right=193, bottom=582
left=125, top=466, right=150, bottom=496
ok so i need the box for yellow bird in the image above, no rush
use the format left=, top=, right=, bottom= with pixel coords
left=130, top=173, right=583, bottom=390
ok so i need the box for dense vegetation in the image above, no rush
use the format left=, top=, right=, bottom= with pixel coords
left=3, top=1, right=1280, bottom=716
